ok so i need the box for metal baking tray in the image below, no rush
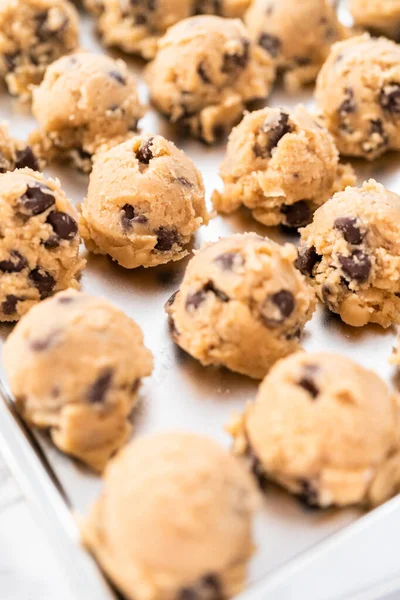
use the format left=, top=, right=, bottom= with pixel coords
left=1, top=4, right=400, bottom=599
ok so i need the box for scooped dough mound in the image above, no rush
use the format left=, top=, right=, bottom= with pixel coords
left=350, top=0, right=400, bottom=41
left=83, top=432, right=258, bottom=600
left=3, top=289, right=153, bottom=471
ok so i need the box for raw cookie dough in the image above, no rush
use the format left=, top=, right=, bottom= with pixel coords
left=316, top=34, right=400, bottom=160
left=0, top=0, right=79, bottom=97
left=350, top=0, right=400, bottom=41
left=145, top=16, right=275, bottom=144
left=212, top=105, right=356, bottom=228
left=97, top=0, right=252, bottom=60
left=245, top=0, right=348, bottom=90
left=0, top=122, right=39, bottom=173
left=83, top=432, right=258, bottom=600
left=3, top=289, right=153, bottom=471
left=82, top=0, right=103, bottom=14
left=165, top=233, right=315, bottom=379
left=0, top=169, right=85, bottom=322
left=297, top=180, right=400, bottom=328
left=230, top=351, right=400, bottom=508
left=30, top=52, right=145, bottom=172
left=80, top=135, right=209, bottom=268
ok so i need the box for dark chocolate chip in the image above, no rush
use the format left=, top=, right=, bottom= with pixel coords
left=186, top=281, right=229, bottom=310
left=253, top=111, right=291, bottom=158
left=14, top=147, right=39, bottom=171
left=298, top=366, right=319, bottom=399
left=178, top=573, right=222, bottom=600
left=321, top=284, right=337, bottom=312
left=367, top=119, right=388, bottom=152
left=109, top=71, right=126, bottom=85
left=222, top=39, right=250, bottom=73
left=213, top=252, right=243, bottom=271
left=29, top=268, right=55, bottom=299
left=121, top=204, right=148, bottom=230
left=166, top=290, right=178, bottom=307
left=295, top=245, right=321, bottom=276
left=30, top=330, right=60, bottom=352
left=334, top=216, right=363, bottom=245
left=134, top=13, right=147, bottom=24
left=154, top=227, right=180, bottom=251
left=197, top=61, right=212, bottom=84
left=176, top=176, right=192, bottom=187
left=86, top=368, right=114, bottom=404
left=294, top=56, right=311, bottom=66
left=35, top=10, right=68, bottom=41
left=379, top=83, right=400, bottom=114
left=136, top=137, right=154, bottom=164
left=46, top=211, right=78, bottom=240
left=19, top=184, right=55, bottom=216
left=4, top=52, right=19, bottom=73
left=0, top=250, right=27, bottom=273
left=258, top=32, right=281, bottom=58
left=261, top=290, right=295, bottom=327
left=338, top=88, right=356, bottom=118
left=281, top=201, right=311, bottom=228
left=43, top=235, right=60, bottom=249
left=338, top=249, right=371, bottom=283
left=298, top=479, right=320, bottom=509
left=193, top=0, right=221, bottom=16
left=1, top=294, right=20, bottom=315
left=58, top=295, right=75, bottom=304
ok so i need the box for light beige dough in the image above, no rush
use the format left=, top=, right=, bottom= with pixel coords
left=30, top=52, right=145, bottom=172
left=82, top=432, right=259, bottom=600
left=80, top=134, right=209, bottom=268
left=229, top=351, right=400, bottom=508
left=145, top=16, right=275, bottom=143
left=165, top=233, right=315, bottom=379
left=350, top=0, right=400, bottom=41
left=3, top=289, right=153, bottom=471
left=0, top=0, right=79, bottom=97
left=97, top=0, right=252, bottom=60
left=245, top=0, right=348, bottom=90
left=316, top=34, right=400, bottom=160
left=0, top=122, right=39, bottom=173
left=0, top=169, right=85, bottom=322
left=297, top=179, right=400, bottom=328
left=213, top=105, right=356, bottom=228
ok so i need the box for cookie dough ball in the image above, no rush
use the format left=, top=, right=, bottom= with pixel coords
left=166, top=234, right=315, bottom=379
left=230, top=352, right=400, bottom=508
left=0, top=123, right=39, bottom=174
left=316, top=35, right=400, bottom=160
left=0, top=0, right=79, bottom=97
left=83, top=432, right=258, bottom=600
left=80, top=135, right=208, bottom=269
left=245, top=0, right=347, bottom=90
left=212, top=105, right=356, bottom=228
left=97, top=0, right=251, bottom=60
left=145, top=16, right=275, bottom=144
left=297, top=180, right=400, bottom=328
left=3, top=289, right=153, bottom=471
left=30, top=52, right=145, bottom=172
left=0, top=169, right=85, bottom=322
left=350, top=0, right=400, bottom=41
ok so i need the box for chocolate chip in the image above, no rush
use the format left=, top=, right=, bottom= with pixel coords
left=258, top=32, right=281, bottom=58
left=261, top=290, right=295, bottom=327
left=43, top=235, right=60, bottom=249
left=134, top=13, right=147, bottom=24
left=0, top=250, right=27, bottom=273
left=154, top=227, right=180, bottom=251
left=58, top=295, right=75, bottom=304
left=197, top=61, right=211, bottom=84
left=86, top=368, right=114, bottom=404
left=46, top=212, right=78, bottom=240
left=186, top=281, right=229, bottom=310
left=213, top=252, right=243, bottom=271
left=4, top=52, right=18, bottom=72
left=296, top=246, right=321, bottom=277
left=35, top=10, right=68, bottom=41
left=193, top=0, right=221, bottom=15
left=136, top=137, right=154, bottom=164
left=222, top=39, right=250, bottom=73
left=379, top=83, right=400, bottom=114
left=109, top=71, right=126, bottom=85
left=15, top=147, right=39, bottom=171
left=165, top=290, right=178, bottom=307
left=339, top=249, right=371, bottom=283
left=281, top=201, right=311, bottom=228
left=19, top=184, right=55, bottom=216
left=298, top=365, right=319, bottom=399
left=321, top=284, right=337, bottom=312
left=121, top=204, right=148, bottom=230
left=295, top=56, right=311, bottom=66
left=29, top=268, right=55, bottom=299
left=298, top=479, right=319, bottom=509
left=1, top=294, right=20, bottom=315
left=253, top=111, right=291, bottom=158
left=176, top=176, right=192, bottom=187
left=367, top=118, right=388, bottom=152
left=338, top=88, right=356, bottom=122
left=334, top=217, right=363, bottom=245
left=178, top=573, right=222, bottom=600
left=30, top=331, right=59, bottom=352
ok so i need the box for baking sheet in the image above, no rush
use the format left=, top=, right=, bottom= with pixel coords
left=1, top=4, right=400, bottom=599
